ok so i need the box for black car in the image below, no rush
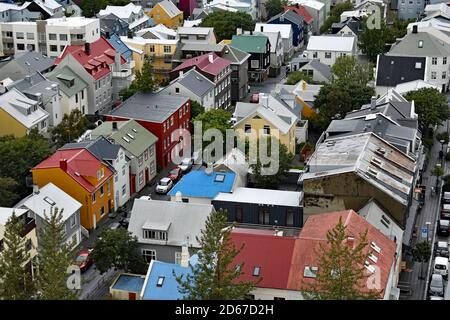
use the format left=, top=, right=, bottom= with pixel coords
left=434, top=241, right=450, bottom=258
left=438, top=219, right=450, bottom=237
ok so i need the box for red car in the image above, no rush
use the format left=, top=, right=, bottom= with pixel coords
left=250, top=93, right=259, bottom=103
left=167, top=167, right=182, bottom=181
left=74, top=249, right=94, bottom=273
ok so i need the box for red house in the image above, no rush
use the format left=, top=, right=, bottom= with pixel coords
left=106, top=92, right=190, bottom=168
left=178, top=0, right=197, bottom=18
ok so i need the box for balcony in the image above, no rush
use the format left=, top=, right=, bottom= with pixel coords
left=112, top=68, right=132, bottom=79
left=20, top=218, right=36, bottom=238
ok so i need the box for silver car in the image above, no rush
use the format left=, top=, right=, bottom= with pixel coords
left=155, top=177, right=173, bottom=194
left=178, top=158, right=193, bottom=172
left=429, top=273, right=445, bottom=297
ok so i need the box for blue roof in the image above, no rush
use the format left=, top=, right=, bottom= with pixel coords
left=107, top=34, right=132, bottom=62
left=112, top=274, right=145, bottom=293
left=168, top=170, right=236, bottom=198
left=142, top=261, right=192, bottom=300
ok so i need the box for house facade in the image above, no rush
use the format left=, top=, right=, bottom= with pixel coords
left=254, top=31, right=283, bottom=77
left=147, top=0, right=183, bottom=29
left=255, top=23, right=294, bottom=61
left=221, top=44, right=250, bottom=104
left=305, top=35, right=356, bottom=66
left=267, top=10, right=304, bottom=48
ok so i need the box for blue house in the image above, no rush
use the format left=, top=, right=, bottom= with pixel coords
left=141, top=257, right=198, bottom=300
left=107, top=33, right=132, bottom=62
left=267, top=10, right=304, bottom=47
left=168, top=170, right=240, bottom=204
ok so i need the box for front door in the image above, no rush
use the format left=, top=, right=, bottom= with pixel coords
left=129, top=292, right=136, bottom=300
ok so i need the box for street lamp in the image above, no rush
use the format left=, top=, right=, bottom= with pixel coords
left=425, top=221, right=431, bottom=243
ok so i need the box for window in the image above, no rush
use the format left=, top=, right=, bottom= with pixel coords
left=244, top=124, right=251, bottom=133
left=100, top=206, right=105, bottom=216
left=253, top=266, right=261, bottom=276
left=50, top=45, right=58, bottom=52
left=26, top=32, right=34, bottom=40
left=175, top=252, right=182, bottom=265
left=150, top=162, right=155, bottom=174
left=144, top=150, right=148, bottom=161
left=432, top=57, right=438, bottom=65
left=235, top=206, right=243, bottom=223
left=17, top=43, right=25, bottom=50
left=164, top=45, right=171, bottom=53
left=92, top=192, right=96, bottom=203
left=107, top=181, right=110, bottom=194
left=142, top=249, right=156, bottom=263
left=149, top=45, right=155, bottom=52
left=444, top=57, right=447, bottom=65
left=175, top=87, right=180, bottom=93
left=16, top=32, right=24, bottom=39
left=149, top=146, right=154, bottom=157
left=122, top=184, right=127, bottom=196
left=139, top=171, right=144, bottom=184
left=60, top=45, right=65, bottom=52
left=250, top=60, right=259, bottom=69
left=313, top=52, right=318, bottom=58
left=138, top=155, right=143, bottom=166
left=115, top=174, right=118, bottom=183
left=70, top=215, right=76, bottom=228
left=443, top=72, right=447, bottom=79
left=143, top=229, right=168, bottom=240
left=75, top=93, right=78, bottom=103
left=325, top=52, right=331, bottom=59
left=431, top=71, right=437, bottom=79
left=170, top=117, right=174, bottom=126
left=258, top=207, right=270, bottom=225
left=286, top=209, right=294, bottom=226
left=304, top=266, right=318, bottom=278
left=48, top=33, right=57, bottom=40
left=81, top=90, right=84, bottom=99
left=122, top=165, right=126, bottom=176
left=60, top=34, right=67, bottom=41
left=263, top=125, right=270, bottom=135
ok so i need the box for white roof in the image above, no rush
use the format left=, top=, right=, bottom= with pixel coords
left=158, top=0, right=182, bottom=18
left=98, top=3, right=143, bottom=19
left=34, top=0, right=62, bottom=11
left=394, top=80, right=440, bottom=95
left=46, top=16, right=98, bottom=27
left=135, top=23, right=177, bottom=39
left=128, top=199, right=213, bottom=247
left=293, top=80, right=323, bottom=102
left=425, top=3, right=450, bottom=15
left=292, top=0, right=324, bottom=10
left=214, top=148, right=249, bottom=177
left=183, top=19, right=203, bottom=27
left=0, top=208, right=28, bottom=226
left=121, top=35, right=178, bottom=46
left=307, top=35, right=355, bottom=52
left=0, top=3, right=28, bottom=13
left=177, top=27, right=213, bottom=36
left=18, top=183, right=82, bottom=222
left=254, top=23, right=292, bottom=39
left=214, top=187, right=303, bottom=206
left=129, top=15, right=150, bottom=30
left=207, top=0, right=251, bottom=8
left=0, top=88, right=49, bottom=129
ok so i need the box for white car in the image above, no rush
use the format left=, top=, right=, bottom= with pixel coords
left=155, top=177, right=173, bottom=194
left=178, top=158, right=194, bottom=172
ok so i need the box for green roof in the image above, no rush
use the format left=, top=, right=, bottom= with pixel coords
left=231, top=34, right=269, bottom=54
left=46, top=66, right=88, bottom=98
left=90, top=120, right=158, bottom=157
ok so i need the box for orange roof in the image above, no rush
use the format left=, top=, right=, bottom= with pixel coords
left=33, top=149, right=113, bottom=193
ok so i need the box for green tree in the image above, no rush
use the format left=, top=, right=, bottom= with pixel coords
left=320, top=1, right=353, bottom=34
left=174, top=209, right=255, bottom=300
left=302, top=217, right=381, bottom=300
left=412, top=241, right=431, bottom=279
left=358, top=19, right=389, bottom=62
left=384, top=18, right=412, bottom=44
left=51, top=109, right=89, bottom=147
left=265, top=0, right=289, bottom=19
left=0, top=212, right=35, bottom=300
left=436, top=132, right=450, bottom=144
left=250, top=139, right=294, bottom=189
left=35, top=207, right=76, bottom=300
left=0, top=131, right=52, bottom=201
left=0, top=177, right=19, bottom=207
left=285, top=71, right=313, bottom=85
left=119, top=82, right=138, bottom=101
left=134, top=57, right=158, bottom=93
left=190, top=100, right=205, bottom=119
left=200, top=11, right=255, bottom=42
left=405, top=88, right=450, bottom=132
left=91, top=229, right=146, bottom=274
left=331, top=56, right=373, bottom=86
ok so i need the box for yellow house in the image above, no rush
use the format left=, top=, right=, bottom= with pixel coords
left=147, top=0, right=183, bottom=29
left=233, top=93, right=298, bottom=155
left=0, top=208, right=39, bottom=278
left=31, top=148, right=115, bottom=230
left=0, top=88, right=49, bottom=137
left=121, top=35, right=178, bottom=85
left=293, top=80, right=323, bottom=119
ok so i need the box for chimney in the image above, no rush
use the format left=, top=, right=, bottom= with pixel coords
left=370, top=96, right=377, bottom=110
left=59, top=159, right=68, bottom=171
left=127, top=30, right=133, bottom=39
left=179, top=70, right=184, bottom=78
left=25, top=74, right=32, bottom=84
left=412, top=25, right=418, bottom=34
left=175, top=191, right=182, bottom=202
left=51, top=83, right=58, bottom=91
left=112, top=121, right=118, bottom=131
left=180, top=241, right=190, bottom=267
left=236, top=28, right=242, bottom=35
left=205, top=163, right=213, bottom=175
left=84, top=42, right=91, bottom=55
left=260, top=25, right=263, bottom=32
left=208, top=53, right=214, bottom=64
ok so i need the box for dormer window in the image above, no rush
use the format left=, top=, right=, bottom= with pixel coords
left=157, top=276, right=165, bottom=287
left=97, top=168, right=104, bottom=180
left=143, top=229, right=167, bottom=240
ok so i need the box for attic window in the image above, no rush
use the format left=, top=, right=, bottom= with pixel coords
left=415, top=62, right=422, bottom=69
left=370, top=242, right=381, bottom=253
left=418, top=40, right=423, bottom=48
left=43, top=196, right=56, bottom=206
left=364, top=261, right=376, bottom=273
left=157, top=276, right=165, bottom=287
left=127, top=133, right=135, bottom=139
left=132, top=128, right=137, bottom=133
left=369, top=253, right=378, bottom=263
left=253, top=266, right=261, bottom=276
left=381, top=215, right=391, bottom=225
left=367, top=168, right=378, bottom=176
left=214, top=174, right=225, bottom=182
left=304, top=266, right=318, bottom=278
left=122, top=136, right=130, bottom=143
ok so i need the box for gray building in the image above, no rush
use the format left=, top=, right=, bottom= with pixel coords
left=128, top=198, right=214, bottom=264
left=212, top=187, right=304, bottom=228
left=220, top=44, right=250, bottom=104
left=16, top=182, right=83, bottom=249
left=0, top=51, right=54, bottom=82
left=397, top=0, right=425, bottom=20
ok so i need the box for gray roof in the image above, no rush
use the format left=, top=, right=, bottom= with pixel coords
left=99, top=14, right=129, bottom=36
left=176, top=69, right=214, bottom=97
left=268, top=9, right=304, bottom=26
left=376, top=55, right=426, bottom=87
left=214, top=187, right=303, bottom=207
left=128, top=198, right=213, bottom=247
left=0, top=51, right=54, bottom=81
left=7, top=73, right=59, bottom=106
left=158, top=0, right=181, bottom=18
left=60, top=136, right=122, bottom=163
left=46, top=65, right=88, bottom=98
left=109, top=92, right=189, bottom=123
left=181, top=42, right=224, bottom=52
left=221, top=44, right=250, bottom=64
left=90, top=120, right=158, bottom=157
left=301, top=59, right=331, bottom=79
left=254, top=31, right=280, bottom=54
left=389, top=31, right=450, bottom=57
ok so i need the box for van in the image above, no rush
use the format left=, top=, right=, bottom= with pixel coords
left=438, top=219, right=450, bottom=236
left=433, top=257, right=449, bottom=279
left=442, top=192, right=450, bottom=204
left=441, top=204, right=450, bottom=219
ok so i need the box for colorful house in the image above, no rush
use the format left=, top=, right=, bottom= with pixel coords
left=31, top=149, right=115, bottom=230
left=147, top=0, right=183, bottom=29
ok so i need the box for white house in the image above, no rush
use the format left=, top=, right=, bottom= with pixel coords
left=176, top=26, right=216, bottom=45
left=292, top=0, right=325, bottom=34
left=305, top=35, right=356, bottom=66
left=254, top=23, right=294, bottom=61
left=98, top=3, right=149, bottom=32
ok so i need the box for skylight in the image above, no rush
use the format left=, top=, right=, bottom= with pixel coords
left=304, top=266, right=318, bottom=278
left=214, top=174, right=225, bottom=182
left=364, top=261, right=376, bottom=273
left=43, top=196, right=56, bottom=206
left=157, top=276, right=165, bottom=287
left=253, top=266, right=260, bottom=276
left=371, top=242, right=381, bottom=253
left=369, top=253, right=378, bottom=264
left=122, top=136, right=130, bottom=143
left=127, top=133, right=135, bottom=139
left=132, top=128, right=137, bottom=133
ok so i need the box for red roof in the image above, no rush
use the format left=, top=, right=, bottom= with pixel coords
left=33, top=149, right=113, bottom=193
left=172, top=52, right=230, bottom=77
left=54, top=36, right=126, bottom=80
left=288, top=210, right=397, bottom=297
left=231, top=228, right=297, bottom=290
left=285, top=5, right=313, bottom=24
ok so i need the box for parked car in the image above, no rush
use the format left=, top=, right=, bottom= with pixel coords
left=441, top=203, right=450, bottom=219
left=429, top=274, right=445, bottom=297
left=155, top=177, right=173, bottom=194
left=250, top=93, right=259, bottom=103
left=110, top=222, right=121, bottom=230
left=108, top=211, right=118, bottom=219
left=168, top=167, right=182, bottom=182
left=120, top=217, right=130, bottom=229
left=438, top=219, right=450, bottom=236
left=443, top=192, right=450, bottom=204
left=434, top=241, right=450, bottom=258
left=434, top=256, right=449, bottom=279
left=178, top=158, right=194, bottom=173
left=74, top=249, right=94, bottom=273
